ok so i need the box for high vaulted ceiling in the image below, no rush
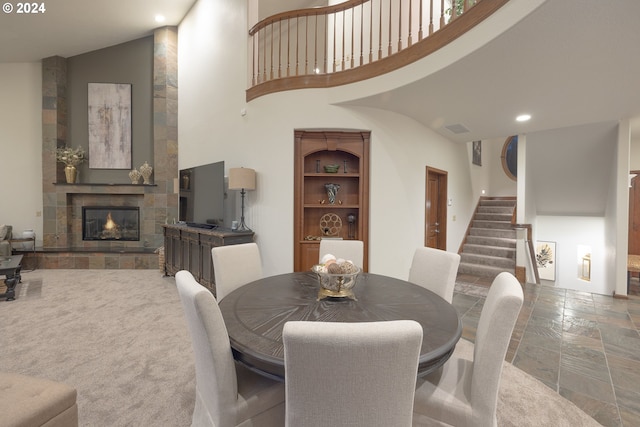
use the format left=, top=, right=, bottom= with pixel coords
left=1, top=0, right=638, bottom=143
left=0, top=0, right=196, bottom=63
left=336, top=0, right=640, bottom=143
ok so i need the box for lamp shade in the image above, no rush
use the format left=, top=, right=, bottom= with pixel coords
left=229, top=167, right=256, bottom=190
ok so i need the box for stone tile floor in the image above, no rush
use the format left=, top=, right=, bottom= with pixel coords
left=454, top=274, right=640, bottom=427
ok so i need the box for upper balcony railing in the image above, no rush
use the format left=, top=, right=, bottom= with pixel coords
left=247, top=0, right=508, bottom=101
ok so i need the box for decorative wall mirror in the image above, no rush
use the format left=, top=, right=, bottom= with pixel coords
left=501, top=135, right=518, bottom=180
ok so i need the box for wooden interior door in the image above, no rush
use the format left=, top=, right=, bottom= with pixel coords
left=629, top=172, right=640, bottom=254
left=425, top=167, right=447, bottom=249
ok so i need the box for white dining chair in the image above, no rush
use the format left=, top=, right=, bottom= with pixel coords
left=318, top=239, right=364, bottom=268
left=412, top=272, right=523, bottom=427
left=175, top=270, right=285, bottom=427
left=283, top=320, right=423, bottom=427
left=408, top=247, right=461, bottom=303
left=211, top=242, right=262, bottom=301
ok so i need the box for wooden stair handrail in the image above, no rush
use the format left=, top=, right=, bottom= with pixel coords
left=511, top=223, right=540, bottom=284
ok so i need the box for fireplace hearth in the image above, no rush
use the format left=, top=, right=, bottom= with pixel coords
left=82, top=206, right=140, bottom=241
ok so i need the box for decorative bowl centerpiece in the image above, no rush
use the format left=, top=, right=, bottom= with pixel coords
left=312, top=254, right=360, bottom=300
left=323, top=164, right=340, bottom=173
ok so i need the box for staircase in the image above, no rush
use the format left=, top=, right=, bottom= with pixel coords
left=458, top=197, right=517, bottom=280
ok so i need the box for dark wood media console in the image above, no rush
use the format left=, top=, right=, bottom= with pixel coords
left=162, top=224, right=254, bottom=294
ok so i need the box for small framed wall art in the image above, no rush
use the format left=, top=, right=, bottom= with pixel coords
left=472, top=140, right=482, bottom=166
left=536, top=241, right=556, bottom=281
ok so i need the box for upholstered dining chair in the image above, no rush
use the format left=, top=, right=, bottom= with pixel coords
left=175, top=270, right=285, bottom=427
left=408, top=247, right=461, bottom=303
left=412, top=272, right=523, bottom=427
left=283, top=320, right=423, bottom=427
left=211, top=242, right=262, bottom=301
left=318, top=239, right=364, bottom=268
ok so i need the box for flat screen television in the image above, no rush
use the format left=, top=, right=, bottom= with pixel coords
left=179, top=160, right=225, bottom=227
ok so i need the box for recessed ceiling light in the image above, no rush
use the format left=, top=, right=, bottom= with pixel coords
left=155, top=14, right=166, bottom=23
left=516, top=114, right=531, bottom=122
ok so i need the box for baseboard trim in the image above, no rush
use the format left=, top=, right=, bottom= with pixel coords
left=613, top=292, right=629, bottom=300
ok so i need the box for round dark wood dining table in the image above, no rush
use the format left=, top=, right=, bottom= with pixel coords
left=218, top=271, right=462, bottom=381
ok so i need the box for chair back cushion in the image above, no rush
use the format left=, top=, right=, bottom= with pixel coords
left=176, top=270, right=238, bottom=427
left=472, top=272, right=523, bottom=424
left=408, top=247, right=461, bottom=303
left=211, top=242, right=262, bottom=301
left=318, top=239, right=364, bottom=268
left=283, top=320, right=422, bottom=427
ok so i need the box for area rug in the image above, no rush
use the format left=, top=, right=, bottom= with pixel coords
left=0, top=269, right=602, bottom=426
left=453, top=339, right=602, bottom=427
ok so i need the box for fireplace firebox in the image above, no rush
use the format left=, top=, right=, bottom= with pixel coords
left=82, top=206, right=140, bottom=241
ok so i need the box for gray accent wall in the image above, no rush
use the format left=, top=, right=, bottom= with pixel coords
left=67, top=36, right=154, bottom=184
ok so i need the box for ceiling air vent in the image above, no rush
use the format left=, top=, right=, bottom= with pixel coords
left=444, top=123, right=470, bottom=134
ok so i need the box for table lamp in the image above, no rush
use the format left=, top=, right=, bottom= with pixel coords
left=228, top=167, right=256, bottom=231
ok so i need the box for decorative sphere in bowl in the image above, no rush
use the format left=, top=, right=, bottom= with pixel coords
left=312, top=261, right=360, bottom=300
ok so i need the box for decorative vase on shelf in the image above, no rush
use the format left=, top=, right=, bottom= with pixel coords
left=64, top=165, right=77, bottom=183
left=140, top=161, right=153, bottom=184
left=129, top=168, right=141, bottom=184
left=325, top=183, right=340, bottom=205
left=22, top=230, right=35, bottom=250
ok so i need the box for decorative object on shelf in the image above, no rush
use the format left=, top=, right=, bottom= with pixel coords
left=56, top=145, right=87, bottom=183
left=128, top=168, right=141, bottom=184
left=324, top=183, right=340, bottom=204
left=312, top=257, right=360, bottom=300
left=347, top=213, right=356, bottom=239
left=181, top=172, right=190, bottom=190
left=343, top=160, right=348, bottom=173
left=323, top=164, right=339, bottom=173
left=581, top=253, right=591, bottom=281
left=21, top=229, right=35, bottom=250
left=319, top=213, right=342, bottom=236
left=139, top=161, right=153, bottom=184
left=229, top=167, right=257, bottom=231
left=64, top=166, right=77, bottom=184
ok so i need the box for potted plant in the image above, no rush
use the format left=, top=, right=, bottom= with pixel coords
left=446, top=0, right=476, bottom=21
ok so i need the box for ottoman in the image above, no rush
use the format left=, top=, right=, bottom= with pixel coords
left=0, top=372, right=78, bottom=427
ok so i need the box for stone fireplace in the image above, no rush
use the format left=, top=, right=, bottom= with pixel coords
left=82, top=206, right=140, bottom=241
left=38, top=27, right=178, bottom=270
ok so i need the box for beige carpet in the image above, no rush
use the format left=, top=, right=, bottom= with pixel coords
left=0, top=269, right=602, bottom=426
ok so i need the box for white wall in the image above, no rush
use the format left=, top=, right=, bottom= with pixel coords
left=535, top=216, right=609, bottom=294
left=630, top=117, right=640, bottom=170
left=466, top=136, right=516, bottom=201
left=518, top=134, right=535, bottom=282
left=524, top=122, right=624, bottom=295
left=612, top=120, right=631, bottom=296
left=0, top=63, right=43, bottom=245
left=178, top=0, right=474, bottom=279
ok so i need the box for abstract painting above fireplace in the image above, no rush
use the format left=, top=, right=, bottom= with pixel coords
left=82, top=206, right=140, bottom=241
